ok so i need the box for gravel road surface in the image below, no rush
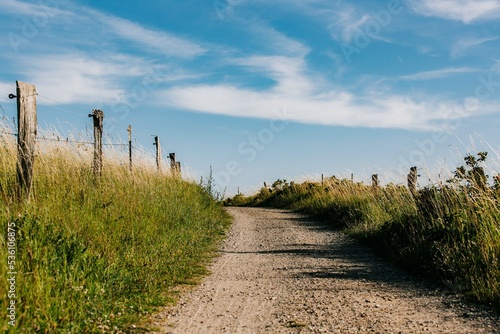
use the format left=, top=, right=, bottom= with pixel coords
left=149, top=207, right=499, bottom=333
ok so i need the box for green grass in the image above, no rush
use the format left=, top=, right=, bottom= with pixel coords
left=0, top=131, right=231, bottom=332
left=227, top=174, right=500, bottom=309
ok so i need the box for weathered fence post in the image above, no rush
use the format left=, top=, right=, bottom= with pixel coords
left=154, top=136, right=161, bottom=172
left=169, top=152, right=176, bottom=175
left=128, top=125, right=132, bottom=172
left=176, top=161, right=181, bottom=177
left=88, top=110, right=104, bottom=175
left=351, top=173, right=354, bottom=183
left=321, top=173, right=324, bottom=185
left=16, top=81, right=37, bottom=200
left=407, top=166, right=418, bottom=194
left=371, top=174, right=379, bottom=187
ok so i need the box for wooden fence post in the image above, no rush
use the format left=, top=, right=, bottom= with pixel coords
left=407, top=166, right=418, bottom=194
left=176, top=161, right=181, bottom=177
left=16, top=81, right=37, bottom=200
left=88, top=109, right=104, bottom=175
left=371, top=174, right=379, bottom=187
left=154, top=136, right=161, bottom=172
left=128, top=125, right=132, bottom=172
left=169, top=152, right=176, bottom=175
left=321, top=173, right=324, bottom=185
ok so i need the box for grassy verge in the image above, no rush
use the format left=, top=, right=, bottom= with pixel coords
left=0, top=133, right=231, bottom=332
left=226, top=159, right=500, bottom=309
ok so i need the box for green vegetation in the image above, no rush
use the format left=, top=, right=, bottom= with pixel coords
left=227, top=153, right=500, bottom=308
left=0, top=131, right=231, bottom=332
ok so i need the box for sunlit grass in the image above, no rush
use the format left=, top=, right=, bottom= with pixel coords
left=0, top=124, right=231, bottom=332
left=229, top=170, right=500, bottom=307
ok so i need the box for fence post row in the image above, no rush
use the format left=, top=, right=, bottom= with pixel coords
left=88, top=109, right=104, bottom=175
left=16, top=81, right=37, bottom=200
left=154, top=136, right=161, bottom=172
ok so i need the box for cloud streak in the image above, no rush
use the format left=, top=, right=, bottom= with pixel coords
left=399, top=67, right=479, bottom=81
left=92, top=12, right=207, bottom=59
left=163, top=82, right=497, bottom=131
left=451, top=37, right=498, bottom=58
left=161, top=55, right=497, bottom=131
left=408, top=0, right=500, bottom=23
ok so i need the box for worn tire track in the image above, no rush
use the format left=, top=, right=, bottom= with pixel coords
left=149, top=207, right=499, bottom=333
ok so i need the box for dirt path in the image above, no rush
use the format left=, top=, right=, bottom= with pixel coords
left=149, top=207, right=499, bottom=333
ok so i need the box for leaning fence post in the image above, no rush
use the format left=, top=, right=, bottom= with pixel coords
left=15, top=81, right=37, bottom=200
left=154, top=136, right=161, bottom=172
left=128, top=125, right=132, bottom=172
left=407, top=166, right=418, bottom=194
left=372, top=174, right=379, bottom=187
left=88, top=109, right=104, bottom=175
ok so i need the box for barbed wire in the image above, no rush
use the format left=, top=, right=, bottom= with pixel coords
left=0, top=130, right=17, bottom=137
left=37, top=94, right=87, bottom=116
left=1, top=131, right=152, bottom=154
left=131, top=144, right=156, bottom=159
left=1, top=92, right=159, bottom=160
left=37, top=137, right=92, bottom=144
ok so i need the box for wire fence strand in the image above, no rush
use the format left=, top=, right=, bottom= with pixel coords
left=1, top=130, right=157, bottom=159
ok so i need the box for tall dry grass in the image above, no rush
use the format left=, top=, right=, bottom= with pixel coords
left=0, top=123, right=231, bottom=332
left=229, top=171, right=500, bottom=308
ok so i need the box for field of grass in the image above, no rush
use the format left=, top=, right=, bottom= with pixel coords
left=0, top=128, right=231, bottom=332
left=227, top=156, right=500, bottom=309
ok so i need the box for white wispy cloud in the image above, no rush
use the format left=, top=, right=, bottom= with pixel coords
left=228, top=55, right=313, bottom=94
left=408, top=0, right=500, bottom=23
left=0, top=0, right=211, bottom=105
left=160, top=55, right=497, bottom=131
left=0, top=0, right=73, bottom=16
left=248, top=23, right=310, bottom=57
left=162, top=82, right=497, bottom=131
left=493, top=59, right=500, bottom=72
left=328, top=6, right=371, bottom=42
left=93, top=13, right=207, bottom=59
left=399, top=67, right=479, bottom=81
left=451, top=37, right=498, bottom=58
left=20, top=53, right=163, bottom=105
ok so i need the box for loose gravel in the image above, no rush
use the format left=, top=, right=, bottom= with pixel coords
left=149, top=207, right=499, bottom=333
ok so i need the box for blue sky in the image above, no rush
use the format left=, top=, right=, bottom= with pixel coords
left=1, top=0, right=500, bottom=195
